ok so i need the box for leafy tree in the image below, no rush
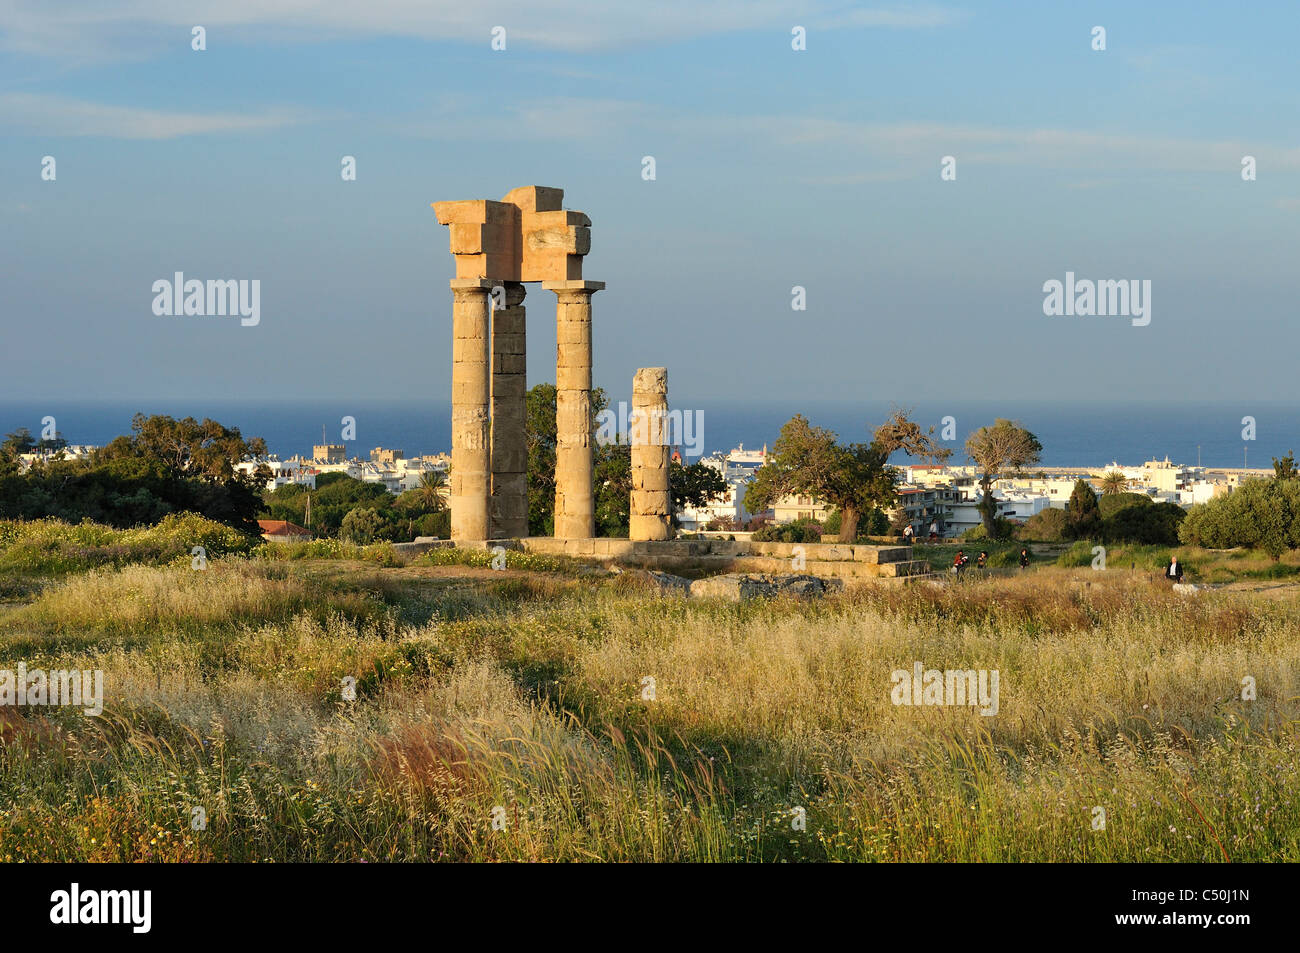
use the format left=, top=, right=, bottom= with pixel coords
left=525, top=383, right=560, bottom=536
left=964, top=419, right=1043, bottom=538
left=1273, top=451, right=1298, bottom=480
left=0, top=414, right=269, bottom=531
left=340, top=506, right=383, bottom=544
left=98, top=414, right=268, bottom=482
left=1099, top=470, right=1129, bottom=495
left=743, top=410, right=948, bottom=543
left=826, top=507, right=892, bottom=539
left=671, top=460, right=728, bottom=514
left=1180, top=478, right=1300, bottom=560
left=2, top=428, right=36, bottom=456
left=595, top=442, right=631, bottom=536
left=888, top=506, right=911, bottom=535
left=1098, top=492, right=1151, bottom=520
left=1104, top=500, right=1185, bottom=546
left=1065, top=479, right=1103, bottom=540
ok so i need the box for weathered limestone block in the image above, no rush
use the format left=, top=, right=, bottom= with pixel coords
left=449, top=279, right=493, bottom=541
left=629, top=366, right=671, bottom=541
left=687, top=573, right=844, bottom=602
left=491, top=281, right=528, bottom=539
left=546, top=281, right=603, bottom=539
left=432, top=200, right=520, bottom=280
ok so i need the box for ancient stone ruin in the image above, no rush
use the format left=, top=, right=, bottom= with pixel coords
left=629, top=366, right=671, bottom=541
left=430, top=186, right=927, bottom=585
left=433, top=186, right=601, bottom=542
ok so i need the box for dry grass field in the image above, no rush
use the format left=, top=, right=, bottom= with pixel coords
left=1, top=520, right=1298, bottom=862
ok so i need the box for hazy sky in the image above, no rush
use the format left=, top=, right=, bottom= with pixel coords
left=2, top=1, right=1298, bottom=407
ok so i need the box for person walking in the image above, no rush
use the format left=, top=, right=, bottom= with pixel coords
left=1166, top=555, right=1184, bottom=583
left=1018, top=548, right=1029, bottom=569
left=977, top=550, right=988, bottom=570
left=903, top=523, right=914, bottom=545
left=929, top=520, right=939, bottom=542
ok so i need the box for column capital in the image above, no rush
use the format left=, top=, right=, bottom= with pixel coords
left=543, top=279, right=605, bottom=294
left=449, top=278, right=499, bottom=292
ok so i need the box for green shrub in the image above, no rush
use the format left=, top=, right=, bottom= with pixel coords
left=416, top=546, right=574, bottom=573
left=1099, top=492, right=1152, bottom=520
left=0, top=513, right=256, bottom=575
left=1181, top=478, right=1300, bottom=560
left=340, top=507, right=383, bottom=545
left=1104, top=501, right=1184, bottom=546
left=753, top=518, right=822, bottom=543
left=1019, top=507, right=1067, bottom=541
left=986, top=548, right=1024, bottom=568
left=963, top=517, right=1015, bottom=541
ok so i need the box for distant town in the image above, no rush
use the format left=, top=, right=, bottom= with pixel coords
left=12, top=440, right=1269, bottom=541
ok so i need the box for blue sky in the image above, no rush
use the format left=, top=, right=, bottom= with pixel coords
left=2, top=1, right=1298, bottom=407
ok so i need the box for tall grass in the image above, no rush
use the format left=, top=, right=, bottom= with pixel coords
left=1, top=556, right=1297, bottom=861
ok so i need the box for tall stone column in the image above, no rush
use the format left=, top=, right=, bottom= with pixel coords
left=449, top=279, right=493, bottom=541
left=491, top=281, right=528, bottom=538
left=630, top=367, right=671, bottom=541
left=544, top=280, right=604, bottom=539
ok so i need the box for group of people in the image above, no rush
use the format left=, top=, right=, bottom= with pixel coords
left=899, top=522, right=1189, bottom=582
left=901, top=522, right=941, bottom=544
left=950, top=548, right=1032, bottom=576
left=948, top=548, right=1184, bottom=581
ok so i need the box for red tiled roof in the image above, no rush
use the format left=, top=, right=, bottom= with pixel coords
left=258, top=519, right=311, bottom=537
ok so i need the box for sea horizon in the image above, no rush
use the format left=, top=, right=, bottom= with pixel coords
left=2, top=397, right=1294, bottom=471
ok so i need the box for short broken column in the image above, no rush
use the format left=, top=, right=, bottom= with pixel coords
left=630, top=366, right=671, bottom=541
left=491, top=281, right=528, bottom=539
left=449, top=279, right=493, bottom=541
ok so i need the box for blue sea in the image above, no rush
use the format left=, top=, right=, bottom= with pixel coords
left=0, top=399, right=1295, bottom=470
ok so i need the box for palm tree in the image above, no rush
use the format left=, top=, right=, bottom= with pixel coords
left=417, top=468, right=448, bottom=511
left=1099, top=470, right=1128, bottom=495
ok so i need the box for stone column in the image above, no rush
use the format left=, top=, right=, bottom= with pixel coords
left=491, top=281, right=528, bottom=539
left=544, top=280, right=604, bottom=539
left=449, top=279, right=493, bottom=541
left=630, top=367, right=671, bottom=541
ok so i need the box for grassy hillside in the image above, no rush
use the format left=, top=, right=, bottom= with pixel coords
left=0, top=520, right=1297, bottom=861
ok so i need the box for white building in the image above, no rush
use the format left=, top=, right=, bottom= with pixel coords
left=676, top=445, right=768, bottom=531
left=237, top=457, right=318, bottom=492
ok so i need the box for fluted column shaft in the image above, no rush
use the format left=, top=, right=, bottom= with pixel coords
left=491, top=282, right=528, bottom=538
left=450, top=279, right=493, bottom=541
left=545, top=280, right=603, bottom=539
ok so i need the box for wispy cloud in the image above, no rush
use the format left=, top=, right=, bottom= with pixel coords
left=0, top=93, right=320, bottom=138
left=0, top=1, right=966, bottom=59
left=391, top=95, right=1300, bottom=177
